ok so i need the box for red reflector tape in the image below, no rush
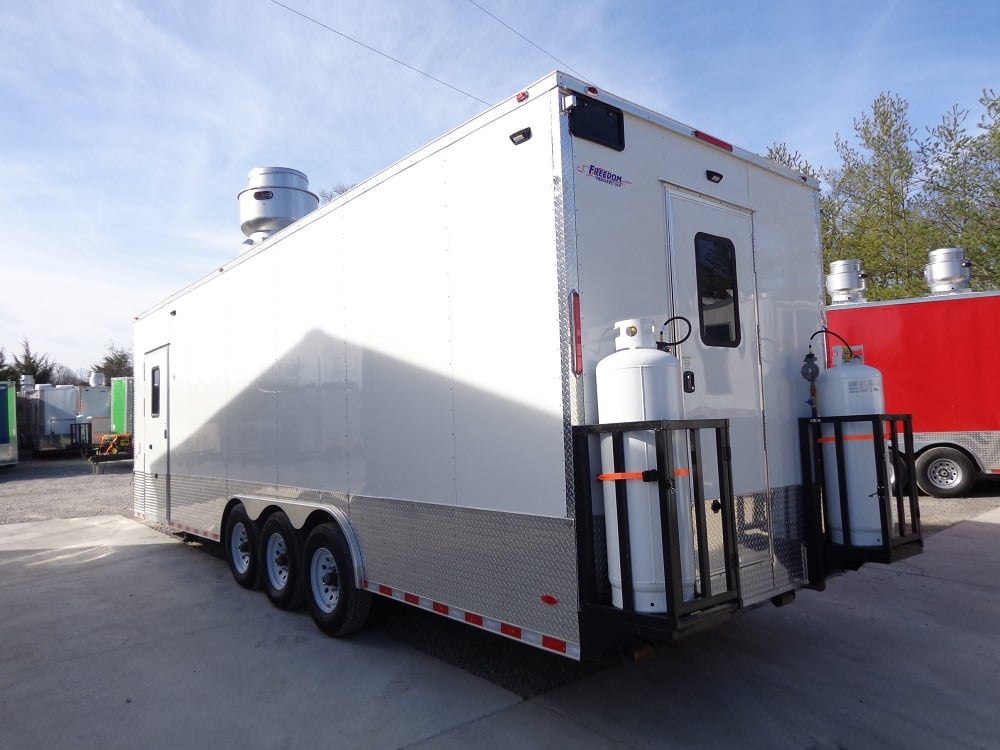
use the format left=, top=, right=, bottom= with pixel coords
left=542, top=635, right=568, bottom=653
left=365, top=581, right=581, bottom=659
left=500, top=623, right=522, bottom=639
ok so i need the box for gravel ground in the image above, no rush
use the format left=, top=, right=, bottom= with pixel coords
left=3, top=455, right=998, bottom=697
left=0, top=455, right=134, bottom=525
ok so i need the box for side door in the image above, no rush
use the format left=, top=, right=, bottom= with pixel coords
left=664, top=187, right=767, bottom=496
left=141, top=345, right=171, bottom=522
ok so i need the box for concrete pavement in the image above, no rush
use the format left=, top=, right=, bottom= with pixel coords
left=2, top=510, right=999, bottom=749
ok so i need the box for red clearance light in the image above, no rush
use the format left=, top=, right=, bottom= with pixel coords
left=694, top=130, right=734, bottom=152
left=571, top=290, right=583, bottom=376
left=541, top=594, right=559, bottom=606
left=516, top=90, right=529, bottom=103
left=586, top=86, right=599, bottom=95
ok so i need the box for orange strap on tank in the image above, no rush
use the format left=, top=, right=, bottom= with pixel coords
left=817, top=432, right=891, bottom=444
left=598, top=471, right=645, bottom=481
left=597, top=468, right=687, bottom=481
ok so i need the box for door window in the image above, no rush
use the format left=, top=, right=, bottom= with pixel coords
left=150, top=366, right=161, bottom=418
left=694, top=232, right=741, bottom=347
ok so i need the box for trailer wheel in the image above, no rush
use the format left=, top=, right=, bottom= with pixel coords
left=225, top=504, right=260, bottom=589
left=915, top=447, right=976, bottom=498
left=304, top=523, right=371, bottom=637
left=261, top=512, right=304, bottom=610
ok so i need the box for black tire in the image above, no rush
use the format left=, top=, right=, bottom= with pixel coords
left=915, top=447, right=976, bottom=498
left=890, top=449, right=914, bottom=497
left=260, top=512, right=304, bottom=610
left=303, top=523, right=371, bottom=637
left=224, top=504, right=260, bottom=589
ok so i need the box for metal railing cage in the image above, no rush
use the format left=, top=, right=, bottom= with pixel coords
left=573, top=419, right=740, bottom=656
left=799, top=413, right=923, bottom=584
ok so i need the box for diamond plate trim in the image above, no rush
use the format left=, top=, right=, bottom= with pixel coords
left=351, top=494, right=581, bottom=643
left=734, top=485, right=807, bottom=603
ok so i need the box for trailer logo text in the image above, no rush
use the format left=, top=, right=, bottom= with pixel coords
left=577, top=164, right=631, bottom=188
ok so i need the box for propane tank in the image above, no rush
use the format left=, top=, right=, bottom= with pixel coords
left=595, top=318, right=695, bottom=612
left=816, top=348, right=892, bottom=546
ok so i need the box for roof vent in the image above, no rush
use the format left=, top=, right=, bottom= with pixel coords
left=924, top=248, right=972, bottom=294
left=826, top=259, right=868, bottom=304
left=238, top=167, right=318, bottom=249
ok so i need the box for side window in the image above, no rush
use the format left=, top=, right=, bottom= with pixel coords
left=150, top=366, right=161, bottom=418
left=694, top=232, right=741, bottom=348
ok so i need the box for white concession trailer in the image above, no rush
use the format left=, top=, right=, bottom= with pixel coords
left=134, top=72, right=920, bottom=659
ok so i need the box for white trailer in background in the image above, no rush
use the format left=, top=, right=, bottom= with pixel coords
left=19, top=377, right=111, bottom=452
left=133, top=72, right=920, bottom=660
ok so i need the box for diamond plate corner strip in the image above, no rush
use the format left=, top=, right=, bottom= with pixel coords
left=554, top=96, right=583, bottom=520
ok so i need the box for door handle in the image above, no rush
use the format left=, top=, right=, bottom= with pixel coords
left=683, top=370, right=696, bottom=393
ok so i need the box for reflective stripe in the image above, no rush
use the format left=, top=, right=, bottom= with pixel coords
left=364, top=580, right=581, bottom=659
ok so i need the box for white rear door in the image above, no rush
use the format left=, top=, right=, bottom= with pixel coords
left=664, top=187, right=767, bottom=495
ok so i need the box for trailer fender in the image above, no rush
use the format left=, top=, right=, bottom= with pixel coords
left=227, top=496, right=366, bottom=588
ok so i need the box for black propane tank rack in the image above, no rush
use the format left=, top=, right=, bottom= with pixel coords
left=799, top=413, right=923, bottom=586
left=573, top=419, right=740, bottom=657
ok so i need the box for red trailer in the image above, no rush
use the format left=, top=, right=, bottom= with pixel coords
left=824, top=251, right=1000, bottom=497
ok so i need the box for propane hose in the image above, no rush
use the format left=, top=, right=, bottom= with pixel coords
left=658, top=315, right=692, bottom=348
left=809, top=327, right=854, bottom=360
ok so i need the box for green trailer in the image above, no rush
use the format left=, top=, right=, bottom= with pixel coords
left=110, top=377, right=134, bottom=436
left=0, top=381, right=16, bottom=467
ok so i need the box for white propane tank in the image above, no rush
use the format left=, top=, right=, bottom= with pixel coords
left=595, top=318, right=695, bottom=612
left=816, top=353, right=891, bottom=546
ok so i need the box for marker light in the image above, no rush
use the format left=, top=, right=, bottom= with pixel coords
left=509, top=127, right=532, bottom=145
left=571, top=290, right=583, bottom=376
left=694, top=130, right=734, bottom=152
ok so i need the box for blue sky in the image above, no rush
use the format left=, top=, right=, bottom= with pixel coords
left=2, top=0, right=997, bottom=372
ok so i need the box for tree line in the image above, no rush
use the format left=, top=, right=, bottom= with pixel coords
left=0, top=339, right=132, bottom=386
left=767, top=88, right=999, bottom=300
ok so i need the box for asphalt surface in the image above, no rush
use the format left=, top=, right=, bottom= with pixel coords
left=2, top=457, right=1000, bottom=748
